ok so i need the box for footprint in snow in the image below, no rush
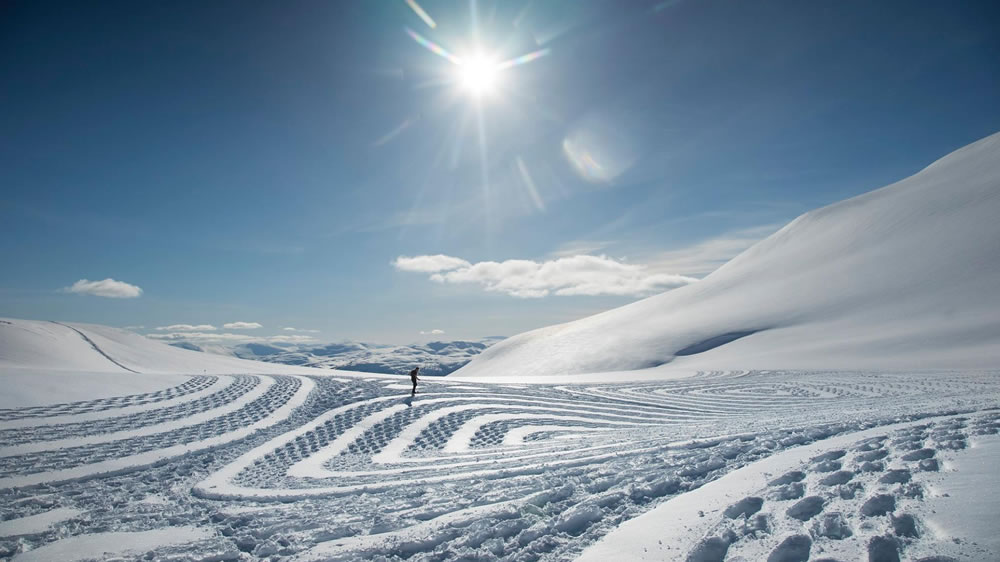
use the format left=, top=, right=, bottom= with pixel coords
left=878, top=469, right=911, bottom=484
left=889, top=513, right=919, bottom=538
left=867, top=535, right=902, bottom=562
left=901, top=448, right=935, bottom=461
left=766, top=533, right=811, bottom=562
left=855, top=448, right=889, bottom=462
left=723, top=496, right=764, bottom=519
left=812, top=511, right=853, bottom=540
left=685, top=535, right=731, bottom=562
left=768, top=482, right=805, bottom=500
left=768, top=471, right=806, bottom=486
left=813, top=459, right=842, bottom=472
left=819, top=470, right=854, bottom=486
left=860, top=493, right=895, bottom=517
left=786, top=496, right=825, bottom=521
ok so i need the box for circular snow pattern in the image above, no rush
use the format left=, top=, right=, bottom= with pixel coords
left=0, top=371, right=996, bottom=560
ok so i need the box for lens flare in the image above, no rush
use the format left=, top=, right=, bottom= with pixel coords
left=405, top=27, right=461, bottom=65
left=496, top=48, right=551, bottom=70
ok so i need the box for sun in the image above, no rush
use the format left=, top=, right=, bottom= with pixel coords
left=456, top=54, right=499, bottom=96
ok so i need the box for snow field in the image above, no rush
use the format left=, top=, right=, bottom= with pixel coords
left=0, top=374, right=313, bottom=488
left=0, top=375, right=218, bottom=422
left=2, top=370, right=996, bottom=560
left=583, top=413, right=1000, bottom=561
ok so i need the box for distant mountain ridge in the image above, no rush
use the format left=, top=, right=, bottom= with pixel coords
left=172, top=337, right=504, bottom=376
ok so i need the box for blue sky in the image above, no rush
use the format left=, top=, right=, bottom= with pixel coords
left=2, top=0, right=998, bottom=345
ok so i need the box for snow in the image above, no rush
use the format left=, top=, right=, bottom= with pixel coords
left=0, top=135, right=999, bottom=560
left=0, top=369, right=190, bottom=409
left=456, top=131, right=1000, bottom=379
left=0, top=507, right=83, bottom=538
left=0, top=374, right=314, bottom=489
left=917, top=434, right=1000, bottom=560
left=0, top=320, right=121, bottom=373
left=13, top=527, right=213, bottom=561
left=0, top=375, right=275, bottom=457
left=578, top=417, right=960, bottom=561
left=584, top=418, right=1000, bottom=561
left=0, top=318, right=339, bottom=378
left=0, top=374, right=234, bottom=428
left=1, top=357, right=998, bottom=559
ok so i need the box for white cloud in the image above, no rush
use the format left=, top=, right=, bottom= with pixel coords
left=149, top=332, right=252, bottom=342
left=282, top=327, right=320, bottom=333
left=63, top=278, right=142, bottom=299
left=398, top=254, right=698, bottom=298
left=266, top=335, right=317, bottom=344
left=420, top=329, right=446, bottom=335
left=155, top=324, right=216, bottom=332
left=223, top=322, right=263, bottom=330
left=393, top=255, right=472, bottom=273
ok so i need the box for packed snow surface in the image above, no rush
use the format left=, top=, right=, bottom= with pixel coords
left=457, top=132, right=1000, bottom=379
left=580, top=421, right=1000, bottom=562
left=2, top=358, right=997, bottom=560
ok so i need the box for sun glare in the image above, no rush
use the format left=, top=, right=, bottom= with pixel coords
left=457, top=54, right=499, bottom=95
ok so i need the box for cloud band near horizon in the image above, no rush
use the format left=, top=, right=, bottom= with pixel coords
left=393, top=254, right=698, bottom=298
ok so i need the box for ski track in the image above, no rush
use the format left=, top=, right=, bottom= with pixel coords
left=0, top=370, right=997, bottom=561
left=48, top=321, right=141, bottom=374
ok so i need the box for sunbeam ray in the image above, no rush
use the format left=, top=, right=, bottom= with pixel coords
left=404, top=0, right=437, bottom=29
left=516, top=156, right=545, bottom=212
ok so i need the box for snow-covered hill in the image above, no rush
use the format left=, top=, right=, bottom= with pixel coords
left=0, top=318, right=329, bottom=376
left=174, top=337, right=503, bottom=376
left=456, top=132, right=1000, bottom=379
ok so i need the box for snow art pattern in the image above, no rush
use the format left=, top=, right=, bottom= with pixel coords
left=1, top=371, right=997, bottom=560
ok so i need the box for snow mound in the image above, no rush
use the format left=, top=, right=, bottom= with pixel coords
left=456, top=132, right=1000, bottom=379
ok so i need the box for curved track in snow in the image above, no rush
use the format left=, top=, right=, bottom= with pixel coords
left=0, top=370, right=997, bottom=560
left=49, top=321, right=140, bottom=373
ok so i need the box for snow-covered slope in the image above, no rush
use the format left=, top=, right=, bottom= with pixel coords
left=0, top=318, right=328, bottom=376
left=457, top=132, right=1000, bottom=379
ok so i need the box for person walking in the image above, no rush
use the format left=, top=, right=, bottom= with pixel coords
left=409, top=366, right=420, bottom=395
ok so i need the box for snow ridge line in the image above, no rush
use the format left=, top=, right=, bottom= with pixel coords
left=49, top=321, right=140, bottom=373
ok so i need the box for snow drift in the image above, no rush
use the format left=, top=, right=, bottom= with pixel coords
left=456, top=132, right=1000, bottom=378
